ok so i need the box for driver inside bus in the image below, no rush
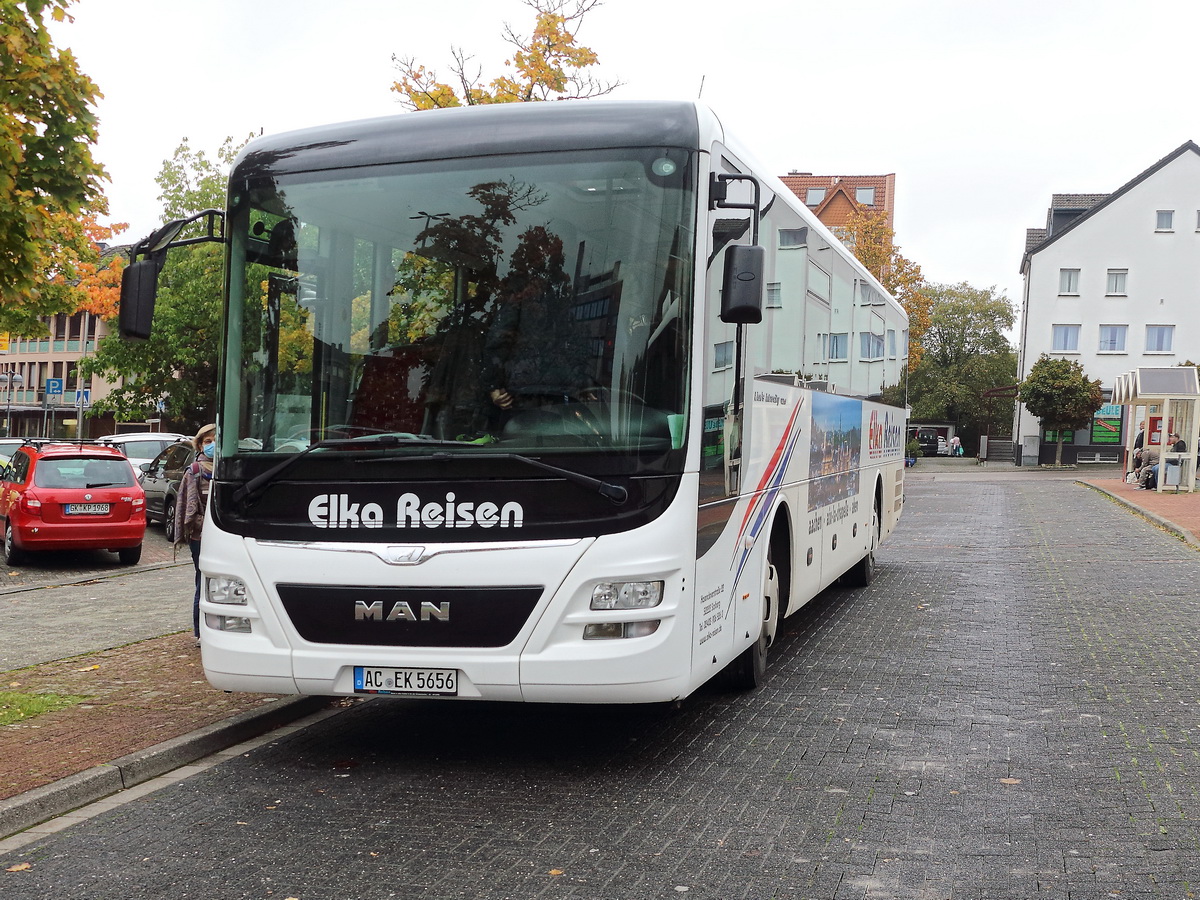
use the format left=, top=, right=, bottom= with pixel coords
left=482, top=227, right=593, bottom=417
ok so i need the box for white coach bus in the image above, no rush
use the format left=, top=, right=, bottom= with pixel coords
left=120, top=101, right=908, bottom=703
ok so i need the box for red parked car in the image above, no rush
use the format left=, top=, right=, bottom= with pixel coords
left=0, top=442, right=147, bottom=565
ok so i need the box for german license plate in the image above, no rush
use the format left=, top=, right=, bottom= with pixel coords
left=353, top=666, right=458, bottom=695
left=65, top=503, right=109, bottom=515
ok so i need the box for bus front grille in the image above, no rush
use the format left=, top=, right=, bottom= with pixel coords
left=276, top=583, right=544, bottom=647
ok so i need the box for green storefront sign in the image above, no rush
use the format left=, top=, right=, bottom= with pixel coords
left=1092, top=404, right=1122, bottom=444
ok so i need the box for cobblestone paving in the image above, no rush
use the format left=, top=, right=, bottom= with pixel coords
left=3, top=475, right=1200, bottom=898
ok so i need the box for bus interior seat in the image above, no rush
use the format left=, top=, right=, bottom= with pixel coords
left=348, top=351, right=427, bottom=434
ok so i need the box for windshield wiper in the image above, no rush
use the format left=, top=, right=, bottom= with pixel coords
left=370, top=450, right=629, bottom=505
left=233, top=434, right=458, bottom=505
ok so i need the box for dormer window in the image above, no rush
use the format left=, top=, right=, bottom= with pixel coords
left=805, top=188, right=825, bottom=206
left=855, top=187, right=876, bottom=205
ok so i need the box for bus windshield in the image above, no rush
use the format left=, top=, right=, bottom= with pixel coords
left=223, top=148, right=695, bottom=475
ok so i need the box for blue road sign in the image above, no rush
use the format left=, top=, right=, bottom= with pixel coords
left=46, top=377, right=63, bottom=395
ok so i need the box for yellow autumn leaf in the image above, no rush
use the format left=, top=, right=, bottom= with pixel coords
left=6, top=862, right=32, bottom=872
left=549, top=869, right=564, bottom=876
left=77, top=664, right=99, bottom=671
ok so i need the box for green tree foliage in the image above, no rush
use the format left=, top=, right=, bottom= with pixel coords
left=904, top=282, right=1017, bottom=451
left=1019, top=354, right=1104, bottom=466
left=391, top=0, right=619, bottom=109
left=81, top=138, right=246, bottom=432
left=0, top=0, right=110, bottom=332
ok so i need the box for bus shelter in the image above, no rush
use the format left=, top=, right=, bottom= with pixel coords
left=1112, top=366, right=1200, bottom=492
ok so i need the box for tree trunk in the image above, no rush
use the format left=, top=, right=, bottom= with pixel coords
left=1055, top=435, right=1064, bottom=467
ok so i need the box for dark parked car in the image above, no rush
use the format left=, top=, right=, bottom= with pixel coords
left=139, top=440, right=195, bottom=535
left=910, top=426, right=941, bottom=457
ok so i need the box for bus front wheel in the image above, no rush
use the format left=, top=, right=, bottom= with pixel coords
left=725, top=549, right=779, bottom=690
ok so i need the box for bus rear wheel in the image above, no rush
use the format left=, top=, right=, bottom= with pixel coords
left=844, top=495, right=880, bottom=588
left=726, top=548, right=779, bottom=690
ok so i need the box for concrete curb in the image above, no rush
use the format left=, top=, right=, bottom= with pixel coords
left=0, top=694, right=327, bottom=840
left=1078, top=480, right=1200, bottom=548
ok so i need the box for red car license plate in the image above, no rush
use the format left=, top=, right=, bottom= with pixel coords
left=65, top=503, right=110, bottom=515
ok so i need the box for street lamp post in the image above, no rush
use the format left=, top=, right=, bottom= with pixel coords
left=1, top=372, right=23, bottom=437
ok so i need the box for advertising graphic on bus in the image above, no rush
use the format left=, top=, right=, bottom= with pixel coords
left=120, top=101, right=909, bottom=703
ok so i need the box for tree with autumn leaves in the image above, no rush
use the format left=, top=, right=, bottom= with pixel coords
left=0, top=0, right=120, bottom=334
left=839, top=207, right=931, bottom=371
left=391, top=0, right=619, bottom=109
left=841, top=207, right=1019, bottom=449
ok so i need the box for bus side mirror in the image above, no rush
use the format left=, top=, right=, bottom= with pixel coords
left=720, top=244, right=764, bottom=324
left=119, top=258, right=160, bottom=340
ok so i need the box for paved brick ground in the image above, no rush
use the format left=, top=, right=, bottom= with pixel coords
left=2, top=471, right=1200, bottom=898
left=1079, top=471, right=1200, bottom=546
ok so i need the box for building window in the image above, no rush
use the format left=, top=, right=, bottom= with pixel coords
left=855, top=187, right=875, bottom=205
left=860, top=331, right=885, bottom=360
left=714, top=341, right=734, bottom=370
left=1052, top=324, right=1080, bottom=352
left=766, top=283, right=782, bottom=308
left=778, top=228, right=806, bottom=248
left=828, top=333, right=848, bottom=361
left=1146, top=325, right=1174, bottom=353
left=805, top=188, right=825, bottom=206
left=1156, top=210, right=1174, bottom=231
left=857, top=281, right=884, bottom=306
left=1058, top=268, right=1080, bottom=294
left=1098, top=324, right=1127, bottom=352
left=1105, top=268, right=1127, bottom=295
left=887, top=329, right=897, bottom=358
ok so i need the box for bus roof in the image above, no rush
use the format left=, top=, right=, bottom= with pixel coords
left=232, top=101, right=713, bottom=178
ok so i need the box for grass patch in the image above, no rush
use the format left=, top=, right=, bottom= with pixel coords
left=0, top=690, right=89, bottom=725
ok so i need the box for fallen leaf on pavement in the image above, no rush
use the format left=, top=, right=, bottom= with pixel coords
left=999, top=778, right=1022, bottom=785
left=6, top=863, right=32, bottom=872
left=77, top=665, right=99, bottom=672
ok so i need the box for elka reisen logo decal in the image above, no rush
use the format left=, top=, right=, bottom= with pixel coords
left=308, top=492, right=524, bottom=529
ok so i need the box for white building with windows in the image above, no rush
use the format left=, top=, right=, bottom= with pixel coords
left=1015, top=140, right=1200, bottom=465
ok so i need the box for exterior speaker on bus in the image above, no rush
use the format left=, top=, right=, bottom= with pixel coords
left=720, top=244, right=764, bottom=324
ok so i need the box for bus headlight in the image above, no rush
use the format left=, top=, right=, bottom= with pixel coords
left=205, top=614, right=252, bottom=633
left=590, top=580, right=663, bottom=610
left=583, top=620, right=660, bottom=640
left=206, top=575, right=248, bottom=605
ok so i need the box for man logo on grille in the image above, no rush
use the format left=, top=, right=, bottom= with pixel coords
left=354, top=600, right=451, bottom=622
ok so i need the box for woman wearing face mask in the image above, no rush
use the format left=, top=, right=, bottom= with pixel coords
left=172, top=423, right=216, bottom=646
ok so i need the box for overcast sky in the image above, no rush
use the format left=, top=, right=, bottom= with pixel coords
left=50, top=0, right=1200, bottom=314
